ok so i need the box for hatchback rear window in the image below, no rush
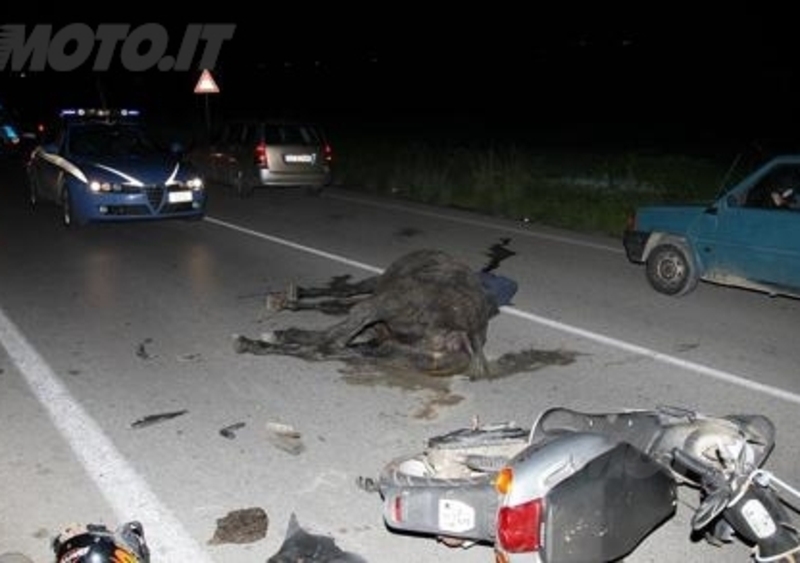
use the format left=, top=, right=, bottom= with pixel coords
left=262, top=124, right=320, bottom=145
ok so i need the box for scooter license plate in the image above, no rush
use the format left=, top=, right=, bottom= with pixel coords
left=742, top=499, right=777, bottom=538
left=438, top=499, right=476, bottom=533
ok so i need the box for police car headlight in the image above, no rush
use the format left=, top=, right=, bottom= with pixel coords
left=89, top=180, right=122, bottom=193
left=186, top=177, right=204, bottom=190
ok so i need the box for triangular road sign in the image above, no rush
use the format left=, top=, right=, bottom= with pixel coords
left=194, top=69, right=220, bottom=94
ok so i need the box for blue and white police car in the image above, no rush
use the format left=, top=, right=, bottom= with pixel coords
left=27, top=108, right=206, bottom=226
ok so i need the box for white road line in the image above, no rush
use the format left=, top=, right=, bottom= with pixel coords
left=502, top=307, right=800, bottom=406
left=204, top=216, right=383, bottom=273
left=327, top=192, right=625, bottom=253
left=0, top=306, right=215, bottom=562
left=206, top=214, right=800, bottom=406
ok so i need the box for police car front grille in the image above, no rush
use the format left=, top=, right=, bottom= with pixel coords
left=105, top=205, right=150, bottom=216
left=143, top=185, right=165, bottom=209
left=163, top=202, right=195, bottom=213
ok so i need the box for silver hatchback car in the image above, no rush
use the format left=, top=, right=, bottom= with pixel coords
left=195, top=118, right=333, bottom=197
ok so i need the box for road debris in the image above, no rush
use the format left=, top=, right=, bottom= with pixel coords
left=135, top=338, right=154, bottom=360
left=219, top=422, right=246, bottom=439
left=355, top=475, right=379, bottom=493
left=265, top=421, right=305, bottom=455
left=177, top=352, right=203, bottom=362
left=130, top=409, right=188, bottom=429
left=267, top=513, right=367, bottom=562
left=207, top=507, right=268, bottom=545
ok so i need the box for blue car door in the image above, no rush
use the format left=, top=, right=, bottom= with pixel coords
left=701, top=162, right=800, bottom=291
left=711, top=206, right=800, bottom=288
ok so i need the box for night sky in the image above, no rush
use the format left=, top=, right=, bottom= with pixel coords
left=1, top=4, right=797, bottom=146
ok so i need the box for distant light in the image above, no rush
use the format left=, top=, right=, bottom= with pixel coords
left=2, top=125, right=19, bottom=142
left=60, top=108, right=141, bottom=119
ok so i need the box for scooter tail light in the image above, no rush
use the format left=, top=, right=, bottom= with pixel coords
left=497, top=498, right=543, bottom=553
left=391, top=495, right=403, bottom=523
left=255, top=143, right=269, bottom=168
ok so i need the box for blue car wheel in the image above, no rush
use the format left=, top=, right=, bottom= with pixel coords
left=645, top=243, right=699, bottom=297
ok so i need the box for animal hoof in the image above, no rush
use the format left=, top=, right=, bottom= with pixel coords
left=259, top=331, right=278, bottom=344
left=232, top=334, right=249, bottom=354
left=265, top=292, right=287, bottom=312
left=286, top=281, right=298, bottom=304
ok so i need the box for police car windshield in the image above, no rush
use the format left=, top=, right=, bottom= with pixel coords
left=68, top=123, right=160, bottom=157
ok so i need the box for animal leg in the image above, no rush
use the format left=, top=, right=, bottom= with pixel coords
left=296, top=275, right=379, bottom=299
left=319, top=305, right=378, bottom=351
left=232, top=330, right=363, bottom=361
left=465, top=332, right=492, bottom=380
left=234, top=301, right=379, bottom=359
left=283, top=295, right=369, bottom=316
left=267, top=281, right=372, bottom=315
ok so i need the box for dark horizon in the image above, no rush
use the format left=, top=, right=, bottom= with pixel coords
left=1, top=8, right=798, bottom=150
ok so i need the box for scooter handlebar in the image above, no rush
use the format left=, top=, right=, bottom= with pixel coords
left=671, top=447, right=727, bottom=487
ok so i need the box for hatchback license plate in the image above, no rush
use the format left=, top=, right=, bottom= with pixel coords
left=284, top=154, right=314, bottom=163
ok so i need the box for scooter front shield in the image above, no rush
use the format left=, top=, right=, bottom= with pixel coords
left=543, top=442, right=677, bottom=562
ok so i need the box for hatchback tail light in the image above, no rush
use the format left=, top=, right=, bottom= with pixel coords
left=255, top=143, right=269, bottom=168
left=497, top=498, right=543, bottom=553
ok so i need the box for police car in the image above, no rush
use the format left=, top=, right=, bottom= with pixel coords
left=27, top=108, right=206, bottom=226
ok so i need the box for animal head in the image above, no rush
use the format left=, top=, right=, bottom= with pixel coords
left=411, top=330, right=473, bottom=376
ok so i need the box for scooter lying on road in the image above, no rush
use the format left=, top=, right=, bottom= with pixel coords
left=365, top=405, right=800, bottom=562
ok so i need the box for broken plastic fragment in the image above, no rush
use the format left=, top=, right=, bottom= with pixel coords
left=130, top=409, right=188, bottom=429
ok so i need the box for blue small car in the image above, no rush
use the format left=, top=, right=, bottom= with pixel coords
left=624, top=155, right=800, bottom=298
left=27, top=109, right=206, bottom=226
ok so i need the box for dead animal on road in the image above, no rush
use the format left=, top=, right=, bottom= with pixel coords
left=233, top=247, right=518, bottom=379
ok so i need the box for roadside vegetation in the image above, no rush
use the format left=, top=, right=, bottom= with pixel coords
left=330, top=136, right=743, bottom=238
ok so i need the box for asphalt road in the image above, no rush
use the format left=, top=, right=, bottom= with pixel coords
left=1, top=157, right=799, bottom=563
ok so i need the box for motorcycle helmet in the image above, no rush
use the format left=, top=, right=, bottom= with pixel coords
left=53, top=521, right=150, bottom=563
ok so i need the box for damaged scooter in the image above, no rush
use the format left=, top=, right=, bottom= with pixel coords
left=365, top=405, right=800, bottom=562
